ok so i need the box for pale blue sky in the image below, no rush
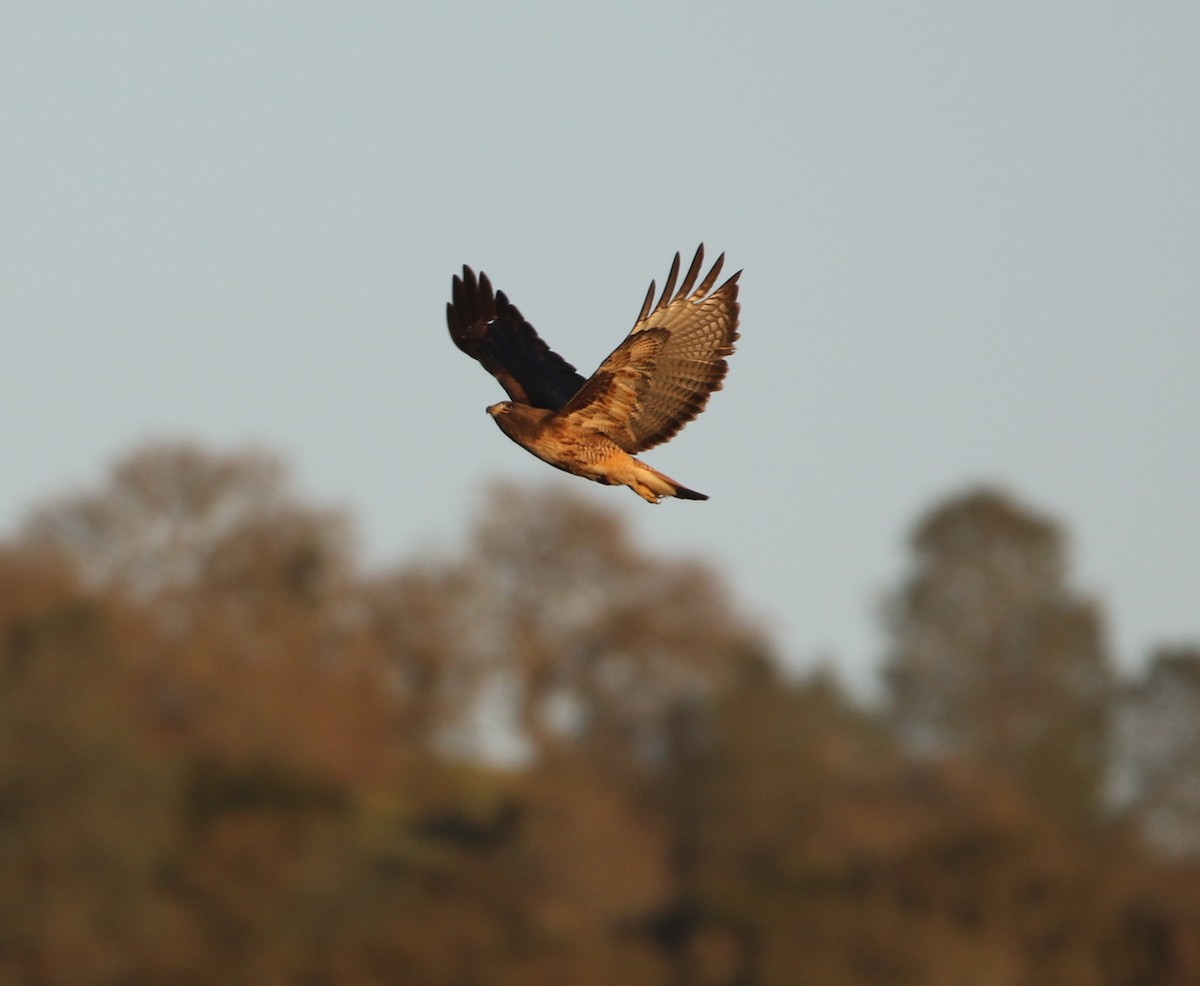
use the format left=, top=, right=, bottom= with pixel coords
left=4, top=3, right=1198, bottom=692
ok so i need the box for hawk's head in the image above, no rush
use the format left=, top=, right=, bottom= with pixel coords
left=486, top=401, right=552, bottom=444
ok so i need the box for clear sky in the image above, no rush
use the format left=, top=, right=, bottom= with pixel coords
left=4, top=3, right=1198, bottom=694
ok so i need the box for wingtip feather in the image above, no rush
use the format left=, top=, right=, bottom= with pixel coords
left=656, top=252, right=682, bottom=313
left=637, top=280, right=656, bottom=324
left=676, top=244, right=705, bottom=301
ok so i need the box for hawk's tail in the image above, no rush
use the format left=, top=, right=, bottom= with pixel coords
left=632, top=459, right=708, bottom=502
left=671, top=480, right=708, bottom=501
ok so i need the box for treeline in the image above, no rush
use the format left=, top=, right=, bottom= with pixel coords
left=2, top=441, right=1198, bottom=985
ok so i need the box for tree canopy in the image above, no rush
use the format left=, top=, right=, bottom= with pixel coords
left=2, top=443, right=1197, bottom=984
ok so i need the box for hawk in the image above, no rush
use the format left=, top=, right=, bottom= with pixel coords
left=447, top=245, right=740, bottom=503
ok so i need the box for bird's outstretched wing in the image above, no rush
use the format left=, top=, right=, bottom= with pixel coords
left=447, top=266, right=587, bottom=410
left=557, top=245, right=740, bottom=452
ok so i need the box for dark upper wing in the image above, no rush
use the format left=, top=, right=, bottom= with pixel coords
left=447, top=266, right=587, bottom=410
left=556, top=245, right=740, bottom=452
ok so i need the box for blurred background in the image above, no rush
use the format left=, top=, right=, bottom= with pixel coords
left=3, top=4, right=1199, bottom=983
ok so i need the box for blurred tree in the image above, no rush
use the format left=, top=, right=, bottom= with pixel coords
left=8, top=445, right=1200, bottom=984
left=883, top=489, right=1113, bottom=822
left=649, top=657, right=1200, bottom=986
left=18, top=442, right=410, bottom=778
left=22, top=440, right=352, bottom=605
left=1110, top=647, right=1200, bottom=857
left=0, top=549, right=191, bottom=984
left=369, top=483, right=766, bottom=769
left=648, top=662, right=896, bottom=986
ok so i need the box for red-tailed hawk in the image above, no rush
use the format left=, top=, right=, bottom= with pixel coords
left=447, top=246, right=740, bottom=503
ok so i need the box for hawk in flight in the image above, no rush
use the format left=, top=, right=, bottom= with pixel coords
left=447, top=246, right=740, bottom=503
